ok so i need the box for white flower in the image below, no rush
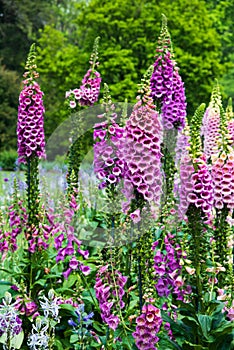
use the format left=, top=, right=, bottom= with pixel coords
left=39, top=290, right=60, bottom=322
left=27, top=319, right=49, bottom=350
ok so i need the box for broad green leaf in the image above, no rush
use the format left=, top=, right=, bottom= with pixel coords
left=59, top=303, right=76, bottom=313
left=70, top=333, right=79, bottom=343
left=0, top=284, right=11, bottom=298
left=54, top=338, right=64, bottom=350
left=63, top=273, right=77, bottom=288
left=197, top=314, right=212, bottom=339
left=0, top=331, right=24, bottom=349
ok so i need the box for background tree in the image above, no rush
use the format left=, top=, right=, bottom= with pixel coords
left=0, top=65, right=20, bottom=151
left=0, top=0, right=234, bottom=150
left=73, top=0, right=228, bottom=114
left=36, top=0, right=233, bottom=141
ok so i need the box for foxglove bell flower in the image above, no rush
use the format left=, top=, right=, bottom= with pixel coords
left=117, top=67, right=163, bottom=221
left=93, top=84, right=127, bottom=190
left=66, top=37, right=101, bottom=108
left=150, top=15, right=186, bottom=130
left=211, top=152, right=234, bottom=210
left=201, top=106, right=220, bottom=159
left=226, top=99, right=234, bottom=146
left=132, top=304, right=162, bottom=350
left=94, top=265, right=127, bottom=330
left=153, top=234, right=191, bottom=301
left=120, top=97, right=162, bottom=210
left=227, top=120, right=234, bottom=145
left=66, top=70, right=101, bottom=107
left=53, top=195, right=90, bottom=279
left=17, top=44, right=46, bottom=163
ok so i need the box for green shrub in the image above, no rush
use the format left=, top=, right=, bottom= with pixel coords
left=0, top=149, right=20, bottom=170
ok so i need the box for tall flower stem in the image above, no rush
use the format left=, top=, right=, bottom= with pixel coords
left=26, top=157, right=40, bottom=228
left=137, top=254, right=143, bottom=312
left=17, top=44, right=46, bottom=295
left=187, top=206, right=204, bottom=314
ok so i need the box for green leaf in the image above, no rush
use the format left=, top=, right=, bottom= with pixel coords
left=183, top=341, right=206, bottom=350
left=32, top=279, right=46, bottom=287
left=90, top=340, right=103, bottom=348
left=54, top=338, right=64, bottom=350
left=0, top=284, right=11, bottom=298
left=181, top=316, right=200, bottom=328
left=63, top=273, right=77, bottom=288
left=211, top=323, right=234, bottom=336
left=159, top=335, right=182, bottom=350
left=197, top=314, right=212, bottom=340
left=92, top=321, right=105, bottom=332
left=59, top=303, right=76, bottom=313
left=121, top=334, right=134, bottom=349
left=70, top=333, right=79, bottom=344
left=0, top=331, right=24, bottom=349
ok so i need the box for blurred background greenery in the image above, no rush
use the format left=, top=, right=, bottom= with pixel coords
left=0, top=0, right=234, bottom=157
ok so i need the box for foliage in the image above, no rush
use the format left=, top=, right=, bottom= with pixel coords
left=0, top=149, right=18, bottom=170
left=0, top=11, right=233, bottom=350
left=0, top=0, right=62, bottom=71
left=69, top=0, right=228, bottom=115
left=1, top=0, right=234, bottom=142
left=0, top=65, right=20, bottom=152
left=36, top=25, right=87, bottom=138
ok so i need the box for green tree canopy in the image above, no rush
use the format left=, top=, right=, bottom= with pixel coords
left=35, top=0, right=232, bottom=140
left=0, top=65, right=20, bottom=151
left=1, top=0, right=234, bottom=148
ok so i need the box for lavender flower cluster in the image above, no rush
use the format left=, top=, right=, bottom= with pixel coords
left=94, top=264, right=127, bottom=330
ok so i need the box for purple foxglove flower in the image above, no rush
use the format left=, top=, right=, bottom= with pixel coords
left=54, top=233, right=64, bottom=250
left=17, top=46, right=46, bottom=163
left=79, top=263, right=91, bottom=276
left=69, top=256, right=79, bottom=270
left=211, top=153, right=234, bottom=210
left=66, top=37, right=101, bottom=108
left=150, top=16, right=186, bottom=130
left=129, top=209, right=141, bottom=224
left=63, top=267, right=72, bottom=280
left=105, top=314, right=120, bottom=331
left=133, top=303, right=162, bottom=349
left=119, top=97, right=163, bottom=218
left=94, top=265, right=127, bottom=330
left=202, top=106, right=220, bottom=159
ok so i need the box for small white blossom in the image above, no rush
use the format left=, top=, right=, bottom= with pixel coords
left=27, top=318, right=49, bottom=350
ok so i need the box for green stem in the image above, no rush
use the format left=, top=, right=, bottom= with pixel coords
left=137, top=254, right=143, bottom=312
left=79, top=272, right=99, bottom=311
